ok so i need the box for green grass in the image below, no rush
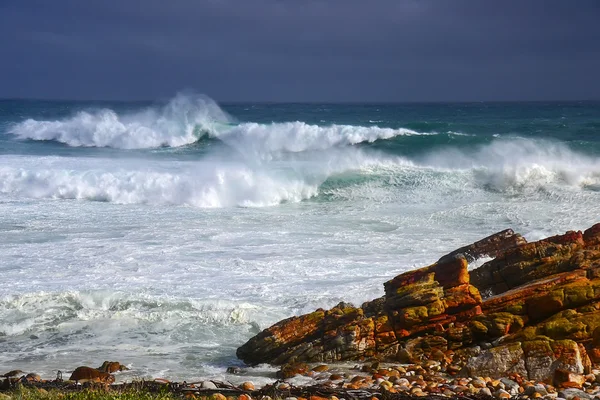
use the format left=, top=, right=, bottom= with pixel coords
left=3, top=386, right=181, bottom=400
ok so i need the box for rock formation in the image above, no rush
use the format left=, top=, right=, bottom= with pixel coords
left=237, top=223, right=600, bottom=383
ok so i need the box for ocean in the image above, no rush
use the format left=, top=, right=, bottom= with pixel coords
left=1, top=93, right=599, bottom=383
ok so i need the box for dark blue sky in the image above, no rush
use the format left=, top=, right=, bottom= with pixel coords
left=1, top=0, right=599, bottom=102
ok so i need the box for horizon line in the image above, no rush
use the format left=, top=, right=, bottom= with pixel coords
left=0, top=97, right=599, bottom=105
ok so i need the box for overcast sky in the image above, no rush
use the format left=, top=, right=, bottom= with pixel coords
left=1, top=0, right=599, bottom=102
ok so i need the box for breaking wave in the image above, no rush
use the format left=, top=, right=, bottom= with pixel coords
left=418, top=138, right=600, bottom=192
left=0, top=291, right=257, bottom=337
left=1, top=137, right=599, bottom=208
left=0, top=161, right=321, bottom=208
left=8, top=93, right=434, bottom=151
left=8, top=94, right=233, bottom=149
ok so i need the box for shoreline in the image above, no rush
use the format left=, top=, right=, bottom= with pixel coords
left=5, top=225, right=600, bottom=400
left=3, top=359, right=600, bottom=400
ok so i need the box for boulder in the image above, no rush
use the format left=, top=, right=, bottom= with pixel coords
left=464, top=342, right=527, bottom=378
left=69, top=366, right=115, bottom=384
left=97, top=361, right=129, bottom=373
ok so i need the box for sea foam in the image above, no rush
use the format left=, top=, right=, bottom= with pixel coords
left=9, top=93, right=432, bottom=151
left=8, top=94, right=232, bottom=149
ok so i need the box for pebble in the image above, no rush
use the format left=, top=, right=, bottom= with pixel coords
left=397, top=384, right=410, bottom=392
left=496, top=389, right=511, bottom=399
left=454, top=385, right=469, bottom=393
left=241, top=381, right=255, bottom=391
left=472, top=378, right=487, bottom=388
left=501, top=378, right=521, bottom=395
left=396, top=377, right=410, bottom=385
left=526, top=384, right=549, bottom=397
left=410, top=387, right=423, bottom=395
left=557, top=389, right=593, bottom=400
left=201, top=381, right=218, bottom=389
left=443, top=388, right=455, bottom=396
left=379, top=380, right=392, bottom=389
left=479, top=387, right=492, bottom=397
left=311, top=365, right=329, bottom=373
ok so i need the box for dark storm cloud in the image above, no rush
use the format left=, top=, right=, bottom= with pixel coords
left=0, top=0, right=599, bottom=101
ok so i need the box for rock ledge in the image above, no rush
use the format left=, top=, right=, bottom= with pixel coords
left=238, top=224, right=600, bottom=383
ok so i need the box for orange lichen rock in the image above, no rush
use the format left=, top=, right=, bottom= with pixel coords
left=69, top=366, right=115, bottom=383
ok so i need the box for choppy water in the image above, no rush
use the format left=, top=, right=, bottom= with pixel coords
left=1, top=94, right=599, bottom=382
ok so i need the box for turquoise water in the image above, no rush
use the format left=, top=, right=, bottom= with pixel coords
left=0, top=94, right=599, bottom=382
left=2, top=99, right=600, bottom=158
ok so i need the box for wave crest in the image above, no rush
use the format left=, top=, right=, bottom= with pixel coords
left=215, top=122, right=431, bottom=156
left=8, top=93, right=232, bottom=149
left=419, top=138, right=600, bottom=192
left=8, top=93, right=434, bottom=151
left=0, top=290, right=258, bottom=337
left=0, top=161, right=320, bottom=208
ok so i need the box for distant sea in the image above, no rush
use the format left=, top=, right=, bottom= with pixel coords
left=1, top=94, right=599, bottom=382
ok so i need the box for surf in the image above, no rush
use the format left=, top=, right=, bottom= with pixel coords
left=7, top=93, right=438, bottom=152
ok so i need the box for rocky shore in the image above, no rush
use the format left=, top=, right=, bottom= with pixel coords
left=235, top=223, right=600, bottom=399
left=5, top=224, right=600, bottom=400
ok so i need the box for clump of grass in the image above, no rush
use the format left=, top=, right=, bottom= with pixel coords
left=4, top=386, right=180, bottom=400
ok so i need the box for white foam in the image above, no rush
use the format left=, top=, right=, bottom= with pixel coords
left=8, top=93, right=232, bottom=149
left=9, top=93, right=434, bottom=151
left=214, top=122, right=430, bottom=159
left=0, top=156, right=320, bottom=208
left=418, top=138, right=600, bottom=192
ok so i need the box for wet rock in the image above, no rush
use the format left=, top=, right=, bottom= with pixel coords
left=201, top=381, right=218, bottom=389
left=98, top=361, right=129, bottom=373
left=444, top=229, right=527, bottom=263
left=226, top=366, right=242, bottom=374
left=1, top=370, right=24, bottom=379
left=24, top=373, right=41, bottom=383
left=240, top=381, right=255, bottom=391
left=278, top=362, right=310, bottom=379
left=311, top=365, right=329, bottom=373
left=69, top=366, right=114, bottom=384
